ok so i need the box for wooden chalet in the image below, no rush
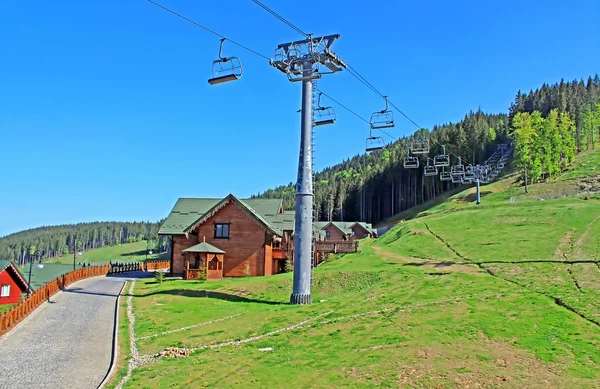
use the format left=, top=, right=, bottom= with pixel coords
left=314, top=221, right=376, bottom=241
left=0, top=261, right=29, bottom=305
left=158, top=194, right=373, bottom=280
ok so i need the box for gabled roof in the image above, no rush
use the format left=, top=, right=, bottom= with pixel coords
left=322, top=221, right=354, bottom=235
left=159, top=195, right=284, bottom=236
left=182, top=242, right=225, bottom=254
left=351, top=222, right=373, bottom=234
left=0, top=260, right=29, bottom=292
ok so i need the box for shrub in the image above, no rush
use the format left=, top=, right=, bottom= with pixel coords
left=198, top=264, right=207, bottom=282
left=284, top=259, right=294, bottom=273
left=243, top=260, right=251, bottom=277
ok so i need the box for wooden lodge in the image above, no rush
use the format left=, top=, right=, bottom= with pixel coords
left=158, top=194, right=375, bottom=280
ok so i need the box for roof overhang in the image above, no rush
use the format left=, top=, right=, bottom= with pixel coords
left=183, top=194, right=278, bottom=238
left=5, top=263, right=29, bottom=292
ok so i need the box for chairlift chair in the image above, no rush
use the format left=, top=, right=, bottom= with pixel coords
left=451, top=157, right=466, bottom=178
left=208, top=39, right=243, bottom=85
left=366, top=134, right=385, bottom=152
left=410, top=139, right=430, bottom=154
left=434, top=146, right=450, bottom=167
left=370, top=96, right=395, bottom=130
left=451, top=176, right=463, bottom=184
left=440, top=170, right=452, bottom=181
left=314, top=93, right=336, bottom=126
left=403, top=156, right=419, bottom=168
left=424, top=158, right=438, bottom=176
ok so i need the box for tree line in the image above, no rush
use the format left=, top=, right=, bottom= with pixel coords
left=0, top=221, right=169, bottom=266
left=255, top=75, right=600, bottom=226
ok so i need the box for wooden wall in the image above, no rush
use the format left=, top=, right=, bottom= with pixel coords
left=351, top=225, right=370, bottom=240
left=172, top=235, right=199, bottom=275
left=324, top=225, right=346, bottom=241
left=173, top=201, right=271, bottom=277
left=264, top=243, right=273, bottom=276
left=0, top=269, right=23, bottom=305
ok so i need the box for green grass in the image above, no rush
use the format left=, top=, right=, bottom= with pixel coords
left=0, top=304, right=14, bottom=314
left=110, top=149, right=600, bottom=388
left=48, top=241, right=167, bottom=264
left=560, top=148, right=600, bottom=180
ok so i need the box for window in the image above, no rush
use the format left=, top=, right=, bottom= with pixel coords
left=325, top=230, right=331, bottom=238
left=214, top=223, right=230, bottom=239
left=351, top=231, right=355, bottom=236
left=1, top=284, right=10, bottom=297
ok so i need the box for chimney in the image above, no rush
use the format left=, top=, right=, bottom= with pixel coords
left=203, top=236, right=206, bottom=242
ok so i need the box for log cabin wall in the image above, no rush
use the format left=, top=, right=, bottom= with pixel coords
left=192, top=201, right=268, bottom=277
left=351, top=225, right=370, bottom=240
left=264, top=242, right=273, bottom=276
left=324, top=225, right=346, bottom=241
left=172, top=235, right=199, bottom=275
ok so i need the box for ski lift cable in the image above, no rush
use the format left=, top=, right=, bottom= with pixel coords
left=147, top=0, right=272, bottom=61
left=250, top=0, right=308, bottom=37
left=314, top=89, right=370, bottom=125
left=345, top=64, right=423, bottom=130
left=315, top=89, right=398, bottom=142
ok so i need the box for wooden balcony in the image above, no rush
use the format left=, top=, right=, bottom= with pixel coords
left=315, top=240, right=359, bottom=254
left=272, top=248, right=288, bottom=260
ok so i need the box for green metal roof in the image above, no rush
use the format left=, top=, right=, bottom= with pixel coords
left=0, top=260, right=11, bottom=272
left=158, top=195, right=373, bottom=238
left=159, top=198, right=222, bottom=235
left=19, top=263, right=83, bottom=291
left=159, top=196, right=283, bottom=236
left=182, top=241, right=226, bottom=254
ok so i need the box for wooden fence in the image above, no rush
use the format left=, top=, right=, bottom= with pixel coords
left=143, top=259, right=171, bottom=271
left=315, top=240, right=360, bottom=254
left=108, top=262, right=143, bottom=274
left=0, top=264, right=110, bottom=337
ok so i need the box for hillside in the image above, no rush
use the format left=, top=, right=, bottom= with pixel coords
left=47, top=240, right=168, bottom=265
left=255, top=75, right=600, bottom=228
left=0, top=221, right=169, bottom=266
left=107, top=150, right=600, bottom=388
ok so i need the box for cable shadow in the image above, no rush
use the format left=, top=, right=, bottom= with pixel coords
left=137, top=289, right=286, bottom=305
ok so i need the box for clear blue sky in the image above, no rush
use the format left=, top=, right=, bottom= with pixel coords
left=0, top=0, right=598, bottom=237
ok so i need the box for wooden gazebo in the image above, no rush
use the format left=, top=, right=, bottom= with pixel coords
left=181, top=238, right=225, bottom=281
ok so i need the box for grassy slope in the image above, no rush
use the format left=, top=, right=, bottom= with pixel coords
left=111, top=150, right=600, bottom=389
left=48, top=241, right=167, bottom=264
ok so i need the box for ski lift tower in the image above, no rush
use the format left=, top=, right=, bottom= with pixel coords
left=271, top=34, right=346, bottom=304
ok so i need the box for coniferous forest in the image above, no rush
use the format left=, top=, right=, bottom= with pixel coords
left=0, top=222, right=169, bottom=265
left=254, top=75, right=600, bottom=225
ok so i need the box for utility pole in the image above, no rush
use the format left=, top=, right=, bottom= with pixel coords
left=271, top=34, right=346, bottom=304
left=73, top=238, right=77, bottom=270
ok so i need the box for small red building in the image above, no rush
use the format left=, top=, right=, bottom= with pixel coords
left=0, top=260, right=29, bottom=305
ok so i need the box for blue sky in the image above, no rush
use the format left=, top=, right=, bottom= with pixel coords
left=0, top=0, right=598, bottom=237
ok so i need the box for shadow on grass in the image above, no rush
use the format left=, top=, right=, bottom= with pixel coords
left=401, top=261, right=460, bottom=268
left=137, top=289, right=286, bottom=305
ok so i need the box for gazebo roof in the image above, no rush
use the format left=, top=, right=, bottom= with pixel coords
left=182, top=242, right=225, bottom=254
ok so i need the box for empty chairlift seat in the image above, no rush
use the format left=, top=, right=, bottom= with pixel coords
left=208, top=39, right=243, bottom=85
left=424, top=158, right=438, bottom=176
left=440, top=170, right=452, bottom=181
left=370, top=96, right=395, bottom=129
left=410, top=139, right=430, bottom=154
left=434, top=154, right=450, bottom=167
left=366, top=136, right=385, bottom=152
left=314, top=93, right=336, bottom=126
left=404, top=156, right=419, bottom=168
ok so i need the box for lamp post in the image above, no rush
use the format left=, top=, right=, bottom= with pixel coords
left=27, top=262, right=44, bottom=298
